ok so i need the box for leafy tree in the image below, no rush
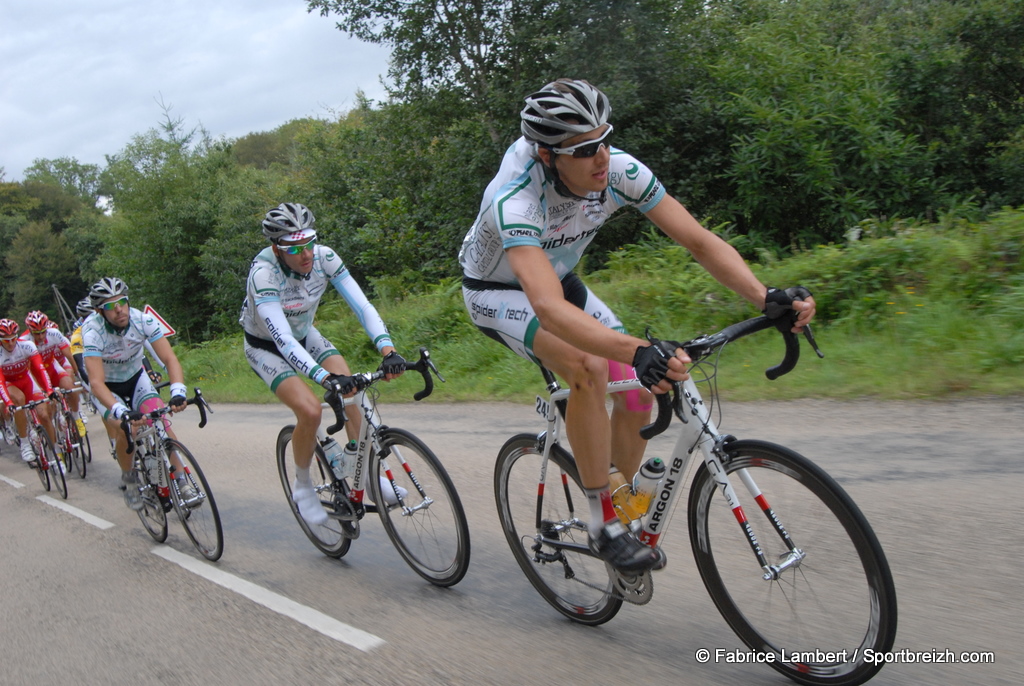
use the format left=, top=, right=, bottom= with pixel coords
left=4, top=221, right=80, bottom=315
left=99, top=115, right=225, bottom=340
left=232, top=119, right=314, bottom=169
left=23, top=157, right=103, bottom=205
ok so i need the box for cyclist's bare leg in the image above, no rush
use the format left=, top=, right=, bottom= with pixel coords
left=36, top=402, right=57, bottom=445
left=532, top=329, right=612, bottom=489
left=8, top=386, right=29, bottom=437
left=106, top=416, right=133, bottom=472
left=58, top=374, right=80, bottom=414
left=609, top=391, right=651, bottom=481
left=273, top=376, right=323, bottom=470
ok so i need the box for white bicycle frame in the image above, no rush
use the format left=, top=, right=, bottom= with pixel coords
left=316, top=388, right=410, bottom=510
left=536, top=375, right=802, bottom=581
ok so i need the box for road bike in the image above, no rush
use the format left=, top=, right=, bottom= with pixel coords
left=10, top=398, right=67, bottom=499
left=120, top=389, right=223, bottom=561
left=51, top=386, right=87, bottom=479
left=494, top=314, right=897, bottom=686
left=276, top=348, right=470, bottom=587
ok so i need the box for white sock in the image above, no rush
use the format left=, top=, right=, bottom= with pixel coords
left=294, top=466, right=312, bottom=487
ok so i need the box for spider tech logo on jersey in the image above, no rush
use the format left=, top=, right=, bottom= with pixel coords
left=470, top=300, right=531, bottom=323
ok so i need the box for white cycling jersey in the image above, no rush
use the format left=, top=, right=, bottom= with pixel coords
left=459, top=137, right=666, bottom=285
left=81, top=308, right=165, bottom=383
left=239, top=244, right=392, bottom=385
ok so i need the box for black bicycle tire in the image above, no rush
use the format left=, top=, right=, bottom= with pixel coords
left=32, top=430, right=50, bottom=492
left=81, top=426, right=93, bottom=464
left=688, top=439, right=897, bottom=686
left=275, top=425, right=351, bottom=558
left=494, top=433, right=622, bottom=625
left=38, top=427, right=67, bottom=499
left=371, top=427, right=470, bottom=587
left=166, top=438, right=224, bottom=561
left=135, top=445, right=169, bottom=543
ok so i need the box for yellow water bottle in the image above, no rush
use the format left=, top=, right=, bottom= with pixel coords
left=609, top=468, right=640, bottom=524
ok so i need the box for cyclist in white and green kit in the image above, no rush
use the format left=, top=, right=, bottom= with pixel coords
left=241, top=203, right=407, bottom=527
left=460, top=79, right=816, bottom=573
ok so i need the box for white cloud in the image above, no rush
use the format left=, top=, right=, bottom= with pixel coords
left=0, top=0, right=391, bottom=180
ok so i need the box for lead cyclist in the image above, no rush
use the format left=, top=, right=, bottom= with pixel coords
left=459, top=79, right=816, bottom=574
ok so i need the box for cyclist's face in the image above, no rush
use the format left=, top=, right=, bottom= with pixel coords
left=274, top=238, right=316, bottom=274
left=0, top=337, right=17, bottom=352
left=100, top=296, right=130, bottom=328
left=540, top=124, right=612, bottom=196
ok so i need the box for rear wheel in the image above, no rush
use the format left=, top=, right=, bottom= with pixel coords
left=276, top=425, right=351, bottom=558
left=166, top=439, right=223, bottom=561
left=494, top=433, right=621, bottom=625
left=371, top=427, right=470, bottom=587
left=689, top=440, right=898, bottom=686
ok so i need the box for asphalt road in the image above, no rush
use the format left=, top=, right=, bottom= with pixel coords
left=1, top=397, right=1021, bottom=685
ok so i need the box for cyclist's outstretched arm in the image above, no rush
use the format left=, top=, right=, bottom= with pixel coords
left=644, top=195, right=816, bottom=330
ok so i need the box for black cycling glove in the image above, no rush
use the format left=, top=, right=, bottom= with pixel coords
left=632, top=338, right=682, bottom=390
left=379, top=351, right=407, bottom=376
left=125, top=410, right=145, bottom=423
left=763, top=286, right=813, bottom=319
left=169, top=394, right=187, bottom=409
left=322, top=373, right=357, bottom=396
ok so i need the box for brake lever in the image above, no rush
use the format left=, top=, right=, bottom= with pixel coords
left=803, top=324, right=825, bottom=359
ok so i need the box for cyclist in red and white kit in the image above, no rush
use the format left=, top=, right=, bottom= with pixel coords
left=22, top=311, right=86, bottom=437
left=0, top=318, right=57, bottom=464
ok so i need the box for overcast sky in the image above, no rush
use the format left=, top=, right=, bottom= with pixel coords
left=0, top=0, right=391, bottom=181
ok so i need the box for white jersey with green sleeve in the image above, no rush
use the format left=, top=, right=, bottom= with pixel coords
left=458, top=136, right=666, bottom=285
left=81, top=308, right=165, bottom=383
left=239, top=244, right=393, bottom=384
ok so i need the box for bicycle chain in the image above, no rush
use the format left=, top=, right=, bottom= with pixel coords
left=533, top=536, right=656, bottom=605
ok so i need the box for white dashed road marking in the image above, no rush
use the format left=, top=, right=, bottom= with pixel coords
left=151, top=546, right=386, bottom=652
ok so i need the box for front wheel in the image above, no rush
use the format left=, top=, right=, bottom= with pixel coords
left=60, top=411, right=86, bottom=479
left=166, top=439, right=223, bottom=561
left=494, top=433, right=622, bottom=625
left=689, top=439, right=898, bottom=686
left=37, top=427, right=66, bottom=499
left=276, top=425, right=351, bottom=558
left=371, top=428, right=470, bottom=587
left=30, top=431, right=50, bottom=492
left=135, top=449, right=168, bottom=543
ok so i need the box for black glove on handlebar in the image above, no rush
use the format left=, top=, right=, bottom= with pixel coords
left=763, top=286, right=813, bottom=320
left=379, top=351, right=407, bottom=376
left=125, top=410, right=145, bottom=422
left=169, top=394, right=187, bottom=409
left=632, top=338, right=682, bottom=390
left=322, top=373, right=357, bottom=396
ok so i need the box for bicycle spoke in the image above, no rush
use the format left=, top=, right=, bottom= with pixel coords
left=373, top=428, right=470, bottom=587
left=276, top=425, right=351, bottom=558
left=495, top=434, right=621, bottom=625
left=689, top=440, right=897, bottom=686
left=166, top=439, right=223, bottom=561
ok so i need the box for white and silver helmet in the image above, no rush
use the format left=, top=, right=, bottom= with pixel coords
left=521, top=79, right=611, bottom=145
left=88, top=276, right=129, bottom=309
left=75, top=298, right=93, bottom=319
left=262, top=202, right=316, bottom=243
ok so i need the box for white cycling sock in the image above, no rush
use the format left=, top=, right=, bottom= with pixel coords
left=294, top=466, right=312, bottom=486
